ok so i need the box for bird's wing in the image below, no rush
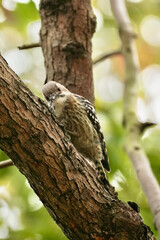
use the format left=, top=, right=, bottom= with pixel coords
left=74, top=95, right=110, bottom=172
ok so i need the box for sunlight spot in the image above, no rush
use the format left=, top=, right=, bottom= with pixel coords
left=32, top=0, right=40, bottom=9
left=4, top=49, right=33, bottom=75
left=27, top=20, right=41, bottom=42
left=28, top=192, right=43, bottom=211
left=97, top=0, right=113, bottom=17
left=138, top=65, right=160, bottom=123
left=110, top=170, right=126, bottom=191
left=2, top=0, right=16, bottom=11
left=0, top=224, right=9, bottom=239
left=127, top=0, right=143, bottom=2
left=140, top=15, right=160, bottom=46
left=7, top=207, right=23, bottom=230
left=0, top=8, right=6, bottom=23
left=13, top=0, right=29, bottom=3
left=0, top=186, right=10, bottom=199
left=97, top=74, right=124, bottom=102
left=93, top=7, right=104, bottom=31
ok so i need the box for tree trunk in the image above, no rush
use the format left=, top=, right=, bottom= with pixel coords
left=40, top=0, right=95, bottom=104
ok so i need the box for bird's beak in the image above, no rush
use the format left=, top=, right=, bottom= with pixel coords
left=51, top=95, right=56, bottom=101
left=48, top=95, right=56, bottom=109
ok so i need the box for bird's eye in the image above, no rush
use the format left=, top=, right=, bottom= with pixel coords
left=45, top=96, right=49, bottom=101
left=57, top=87, right=61, bottom=92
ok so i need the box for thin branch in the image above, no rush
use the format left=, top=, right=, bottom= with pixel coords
left=18, top=43, right=41, bottom=50
left=110, top=0, right=160, bottom=235
left=92, top=50, right=122, bottom=65
left=0, top=159, right=14, bottom=169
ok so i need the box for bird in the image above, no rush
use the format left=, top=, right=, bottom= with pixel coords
left=42, top=81, right=110, bottom=186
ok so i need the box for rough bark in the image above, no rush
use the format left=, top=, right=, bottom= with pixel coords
left=0, top=54, right=156, bottom=240
left=40, top=0, right=95, bottom=104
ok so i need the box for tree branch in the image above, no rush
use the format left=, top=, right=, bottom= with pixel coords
left=110, top=0, right=160, bottom=234
left=0, top=159, right=14, bottom=169
left=18, top=43, right=41, bottom=50
left=93, top=50, right=122, bottom=65
left=140, top=122, right=157, bottom=133
left=0, top=53, right=156, bottom=240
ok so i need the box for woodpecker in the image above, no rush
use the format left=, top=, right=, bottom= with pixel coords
left=42, top=81, right=110, bottom=186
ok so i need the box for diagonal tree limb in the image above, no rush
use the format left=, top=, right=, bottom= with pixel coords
left=0, top=51, right=156, bottom=240
left=110, top=0, right=160, bottom=234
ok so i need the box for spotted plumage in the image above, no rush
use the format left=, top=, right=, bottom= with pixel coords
left=74, top=95, right=110, bottom=172
left=42, top=81, right=110, bottom=187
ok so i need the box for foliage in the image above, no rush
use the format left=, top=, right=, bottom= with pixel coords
left=0, top=0, right=160, bottom=239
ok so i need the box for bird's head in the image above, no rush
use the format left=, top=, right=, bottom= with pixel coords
left=42, top=81, right=70, bottom=108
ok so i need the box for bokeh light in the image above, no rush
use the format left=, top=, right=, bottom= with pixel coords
left=3, top=49, right=33, bottom=75
left=138, top=65, right=160, bottom=123
left=140, top=15, right=160, bottom=46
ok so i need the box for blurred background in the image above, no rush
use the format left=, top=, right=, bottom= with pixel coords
left=0, top=0, right=160, bottom=239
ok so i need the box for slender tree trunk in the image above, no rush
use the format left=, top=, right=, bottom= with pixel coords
left=111, top=0, right=160, bottom=234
